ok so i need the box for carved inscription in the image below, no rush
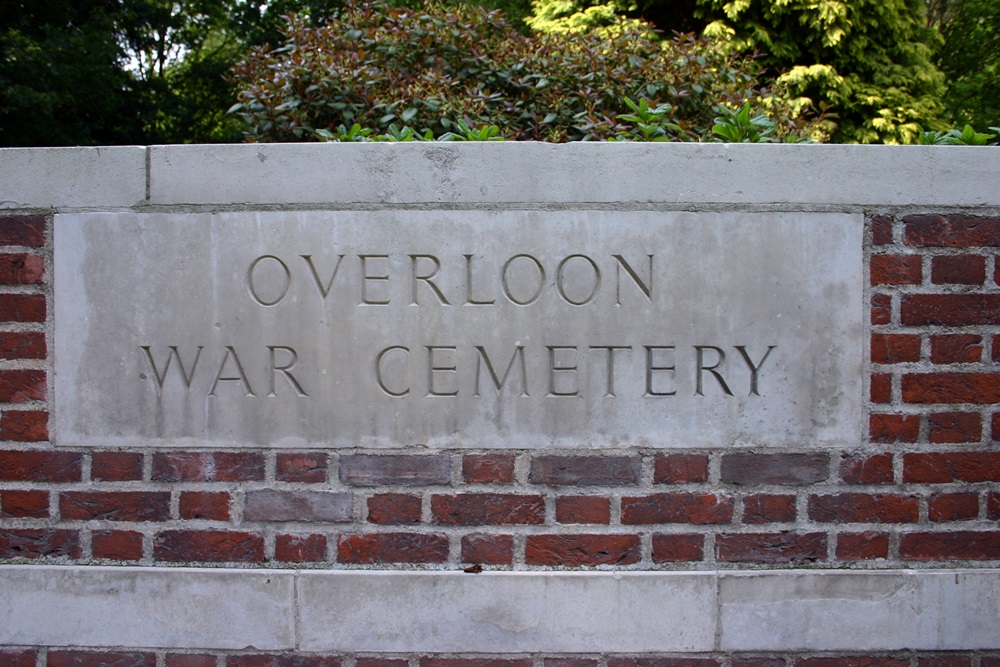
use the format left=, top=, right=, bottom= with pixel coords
left=54, top=210, right=863, bottom=448
left=142, top=253, right=777, bottom=401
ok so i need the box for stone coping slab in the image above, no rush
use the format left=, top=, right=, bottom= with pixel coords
left=147, top=144, right=1000, bottom=207
left=2, top=144, right=999, bottom=210
left=2, top=567, right=999, bottom=652
left=0, top=146, right=147, bottom=210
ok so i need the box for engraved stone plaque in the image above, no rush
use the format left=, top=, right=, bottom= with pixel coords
left=54, top=211, right=862, bottom=449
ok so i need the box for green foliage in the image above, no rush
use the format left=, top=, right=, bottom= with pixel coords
left=916, top=125, right=998, bottom=145
left=439, top=120, right=506, bottom=141
left=528, top=0, right=949, bottom=143
left=934, top=0, right=1000, bottom=131
left=0, top=0, right=146, bottom=146
left=0, top=0, right=343, bottom=146
left=230, top=0, right=822, bottom=142
left=712, top=102, right=777, bottom=142
left=614, top=98, right=681, bottom=141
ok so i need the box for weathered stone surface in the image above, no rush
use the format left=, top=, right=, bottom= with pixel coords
left=719, top=570, right=1000, bottom=650
left=0, top=565, right=295, bottom=649
left=0, top=147, right=146, bottom=209
left=3, top=567, right=1000, bottom=651
left=296, top=570, right=716, bottom=652
left=147, top=143, right=1000, bottom=207
left=54, top=210, right=861, bottom=450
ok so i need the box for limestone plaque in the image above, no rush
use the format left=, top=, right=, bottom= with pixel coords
left=54, top=211, right=862, bottom=448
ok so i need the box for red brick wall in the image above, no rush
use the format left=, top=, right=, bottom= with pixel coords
left=0, top=213, right=998, bottom=568
left=0, top=211, right=998, bottom=660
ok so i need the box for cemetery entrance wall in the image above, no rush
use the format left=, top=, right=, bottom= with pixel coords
left=0, top=143, right=999, bottom=666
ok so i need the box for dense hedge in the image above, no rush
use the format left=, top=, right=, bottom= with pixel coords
left=229, top=1, right=825, bottom=142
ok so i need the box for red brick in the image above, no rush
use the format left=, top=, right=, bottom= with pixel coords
left=902, top=373, right=1000, bottom=403
left=622, top=493, right=733, bottom=524
left=900, top=531, right=1000, bottom=560
left=837, top=531, right=890, bottom=560
left=545, top=660, right=598, bottom=667
left=870, top=414, right=919, bottom=443
left=461, top=533, right=514, bottom=564
left=357, top=660, right=407, bottom=667
left=463, top=453, right=516, bottom=483
left=872, top=215, right=893, bottom=245
left=166, top=655, right=217, bottom=667
left=432, top=493, right=544, bottom=525
left=716, top=532, right=827, bottom=564
left=732, top=659, right=784, bottom=667
left=525, top=533, right=640, bottom=566
left=421, top=660, right=531, bottom=667
left=903, top=452, right=1000, bottom=482
left=0, top=216, right=45, bottom=247
left=555, top=495, right=611, bottom=524
left=0, top=332, right=45, bottom=359
left=530, top=454, right=641, bottom=486
left=915, top=657, right=971, bottom=667
left=0, top=452, right=67, bottom=489
left=337, top=532, right=449, bottom=564
left=0, top=294, right=44, bottom=323
left=796, top=658, right=908, bottom=667
left=871, top=254, right=921, bottom=285
left=871, top=334, right=920, bottom=364
left=871, top=293, right=892, bottom=325
left=841, top=452, right=893, bottom=484
left=989, top=491, right=1000, bottom=520
left=871, top=374, right=891, bottom=403
left=928, top=492, right=979, bottom=521
left=275, top=533, right=327, bottom=562
left=339, top=454, right=450, bottom=486
left=742, top=494, right=796, bottom=523
left=809, top=493, right=918, bottom=523
left=92, top=530, right=143, bottom=560
left=652, top=533, right=705, bottom=562
left=981, top=659, right=1000, bottom=667
left=48, top=651, right=156, bottom=667
left=226, top=656, right=339, bottom=667
left=0, top=254, right=43, bottom=284
left=0, top=369, right=45, bottom=402
left=60, top=491, right=169, bottom=522
left=0, top=489, right=48, bottom=518
left=152, top=452, right=264, bottom=482
left=276, top=452, right=328, bottom=483
left=721, top=453, right=828, bottom=485
left=179, top=491, right=231, bottom=520
left=932, top=255, right=986, bottom=284
left=91, top=452, right=143, bottom=481
left=904, top=214, right=1000, bottom=247
left=0, top=528, right=79, bottom=558
left=994, top=411, right=1000, bottom=440
left=930, top=334, right=982, bottom=364
left=608, top=658, right=719, bottom=667
left=654, top=453, right=709, bottom=484
left=928, top=412, right=982, bottom=443
left=155, top=530, right=264, bottom=563
left=368, top=493, right=421, bottom=525
left=0, top=410, right=48, bottom=441
left=243, top=490, right=352, bottom=522
left=994, top=335, right=1000, bottom=364
left=902, top=294, right=1000, bottom=326
left=0, top=650, right=36, bottom=667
